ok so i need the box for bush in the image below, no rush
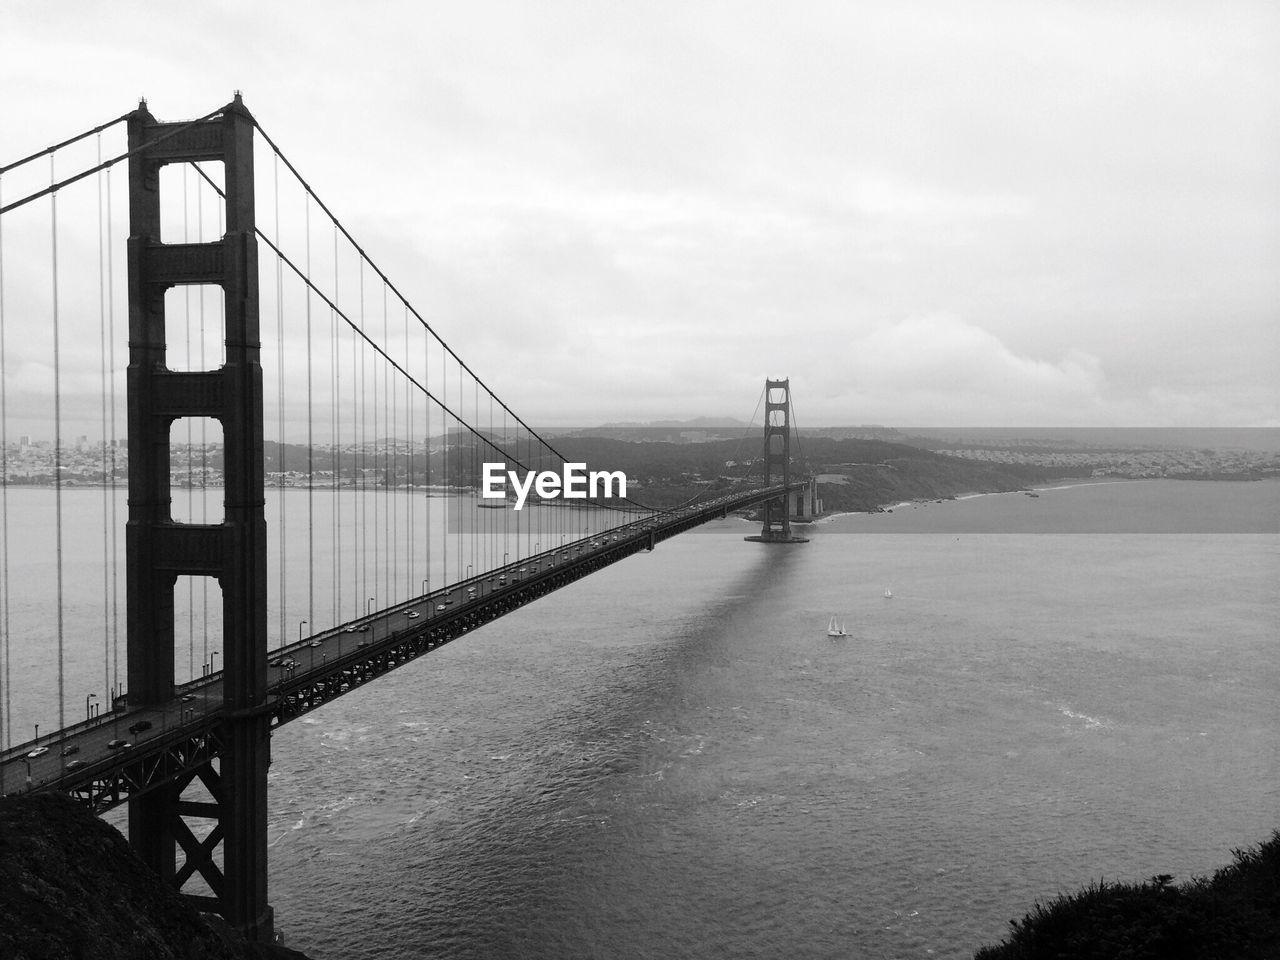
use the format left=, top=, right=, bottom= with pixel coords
left=974, top=832, right=1280, bottom=959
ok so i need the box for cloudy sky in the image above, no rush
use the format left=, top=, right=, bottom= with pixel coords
left=2, top=1, right=1277, bottom=428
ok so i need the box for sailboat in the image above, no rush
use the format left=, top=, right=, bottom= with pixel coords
left=883, top=587, right=893, bottom=599
left=827, top=616, right=848, bottom=637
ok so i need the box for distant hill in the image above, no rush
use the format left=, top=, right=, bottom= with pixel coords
left=899, top=426, right=1280, bottom=453
left=598, top=416, right=750, bottom=429
left=550, top=434, right=1083, bottom=511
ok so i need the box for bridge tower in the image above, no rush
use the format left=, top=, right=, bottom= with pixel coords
left=745, top=378, right=809, bottom=544
left=125, top=96, right=272, bottom=940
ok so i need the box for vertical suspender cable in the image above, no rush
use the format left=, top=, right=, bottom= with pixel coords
left=274, top=154, right=286, bottom=648
left=98, top=135, right=112, bottom=701
left=305, top=196, right=314, bottom=630
left=456, top=363, right=462, bottom=578
left=184, top=165, right=194, bottom=679
left=332, top=223, right=341, bottom=624
left=352, top=274, right=360, bottom=611
left=506, top=406, right=511, bottom=562
left=404, top=304, right=412, bottom=597
left=441, top=344, right=447, bottom=589
left=384, top=286, right=391, bottom=604
left=475, top=378, right=481, bottom=572
left=197, top=182, right=208, bottom=670
left=108, top=156, right=120, bottom=699
left=424, top=328, right=430, bottom=595
left=50, top=156, right=66, bottom=733
left=0, top=172, right=9, bottom=748
left=488, top=393, right=493, bottom=573
left=384, top=285, right=393, bottom=603
left=369, top=266, right=377, bottom=609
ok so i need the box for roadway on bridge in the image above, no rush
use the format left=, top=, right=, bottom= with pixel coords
left=1, top=483, right=798, bottom=801
left=0, top=520, right=640, bottom=796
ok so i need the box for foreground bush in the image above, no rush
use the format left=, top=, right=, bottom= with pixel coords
left=975, top=832, right=1280, bottom=959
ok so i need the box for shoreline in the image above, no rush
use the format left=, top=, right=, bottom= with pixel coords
left=807, top=477, right=1132, bottom=525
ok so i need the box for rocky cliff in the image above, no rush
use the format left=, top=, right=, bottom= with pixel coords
left=0, top=794, right=314, bottom=960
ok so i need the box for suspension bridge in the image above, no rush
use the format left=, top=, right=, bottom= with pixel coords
left=0, top=95, right=811, bottom=941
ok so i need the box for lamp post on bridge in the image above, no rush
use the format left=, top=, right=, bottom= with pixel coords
left=85, top=693, right=97, bottom=722
left=367, top=596, right=375, bottom=616
left=422, top=578, right=429, bottom=596
left=298, top=620, right=308, bottom=645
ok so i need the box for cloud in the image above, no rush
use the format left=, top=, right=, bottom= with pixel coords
left=819, top=314, right=1111, bottom=425
left=2, top=2, right=1276, bottom=432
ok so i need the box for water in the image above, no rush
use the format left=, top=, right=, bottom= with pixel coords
left=0, top=485, right=629, bottom=734
left=3, top=479, right=1277, bottom=956
left=255, top=479, right=1276, bottom=958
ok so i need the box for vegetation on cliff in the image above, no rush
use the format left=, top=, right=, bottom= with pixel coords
left=974, top=832, right=1280, bottom=959
left=544, top=435, right=1082, bottom=512
left=0, top=794, right=312, bottom=960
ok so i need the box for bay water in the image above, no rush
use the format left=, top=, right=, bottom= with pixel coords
left=263, top=479, right=1277, bottom=958
left=2, top=478, right=1277, bottom=957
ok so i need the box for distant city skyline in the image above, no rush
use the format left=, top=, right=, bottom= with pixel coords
left=2, top=3, right=1276, bottom=430
left=7, top=424, right=1279, bottom=455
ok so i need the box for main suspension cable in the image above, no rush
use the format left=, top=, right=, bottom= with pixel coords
left=248, top=121, right=657, bottom=514
left=0, top=106, right=225, bottom=216
left=191, top=158, right=550, bottom=477
left=0, top=110, right=132, bottom=176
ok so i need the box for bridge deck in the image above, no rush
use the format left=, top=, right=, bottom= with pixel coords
left=1, top=483, right=802, bottom=811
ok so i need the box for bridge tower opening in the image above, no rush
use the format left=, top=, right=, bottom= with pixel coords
left=745, top=378, right=809, bottom=544
left=125, top=96, right=272, bottom=941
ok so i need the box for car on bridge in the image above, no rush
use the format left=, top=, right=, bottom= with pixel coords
left=309, top=640, right=322, bottom=647
left=61, top=745, right=79, bottom=757
left=128, top=720, right=152, bottom=735
left=26, top=746, right=48, bottom=759
left=107, top=739, right=131, bottom=750
left=66, top=759, right=87, bottom=771
left=406, top=611, right=420, bottom=619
